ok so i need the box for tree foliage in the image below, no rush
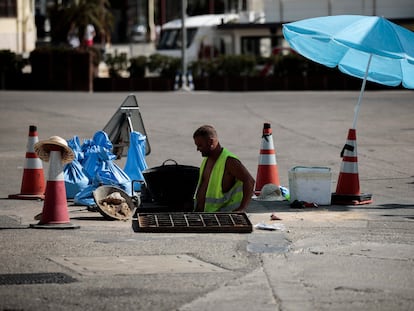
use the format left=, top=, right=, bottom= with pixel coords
left=49, top=0, right=114, bottom=47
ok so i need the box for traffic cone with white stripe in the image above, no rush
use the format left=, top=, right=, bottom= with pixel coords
left=331, top=128, right=372, bottom=205
left=9, top=125, right=45, bottom=200
left=31, top=136, right=79, bottom=229
left=255, top=123, right=280, bottom=196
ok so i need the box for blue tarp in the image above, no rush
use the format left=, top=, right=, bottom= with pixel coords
left=68, top=131, right=131, bottom=206
left=124, top=131, right=148, bottom=191
left=64, top=136, right=89, bottom=199
left=64, top=130, right=148, bottom=206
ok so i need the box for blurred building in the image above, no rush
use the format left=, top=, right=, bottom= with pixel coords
left=0, top=0, right=36, bottom=55
left=1, top=0, right=413, bottom=55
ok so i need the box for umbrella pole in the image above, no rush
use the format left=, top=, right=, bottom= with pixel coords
left=352, top=54, right=373, bottom=129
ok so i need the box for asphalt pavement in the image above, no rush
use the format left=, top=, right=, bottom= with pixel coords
left=0, top=90, right=413, bottom=311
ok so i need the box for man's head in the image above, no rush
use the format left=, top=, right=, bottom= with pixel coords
left=193, top=125, right=219, bottom=157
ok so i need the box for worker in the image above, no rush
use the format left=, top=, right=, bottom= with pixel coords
left=193, top=125, right=255, bottom=213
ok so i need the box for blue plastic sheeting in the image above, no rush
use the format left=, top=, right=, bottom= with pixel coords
left=124, top=131, right=148, bottom=191
left=62, top=131, right=133, bottom=206
left=64, top=136, right=89, bottom=199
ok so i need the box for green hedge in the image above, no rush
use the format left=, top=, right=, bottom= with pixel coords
left=102, top=51, right=336, bottom=79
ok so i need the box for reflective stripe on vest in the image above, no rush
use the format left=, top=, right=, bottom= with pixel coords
left=204, top=182, right=243, bottom=212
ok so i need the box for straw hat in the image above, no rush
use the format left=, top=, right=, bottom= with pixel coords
left=256, top=183, right=282, bottom=201
left=34, top=136, right=75, bottom=164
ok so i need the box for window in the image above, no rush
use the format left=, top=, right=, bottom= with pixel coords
left=241, top=37, right=272, bottom=58
left=157, top=28, right=197, bottom=50
left=0, top=0, right=17, bottom=17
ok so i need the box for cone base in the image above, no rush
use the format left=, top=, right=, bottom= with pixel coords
left=30, top=222, right=80, bottom=230
left=331, top=193, right=373, bottom=205
left=8, top=193, right=45, bottom=200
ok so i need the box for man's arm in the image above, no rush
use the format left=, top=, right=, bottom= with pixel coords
left=226, top=157, right=255, bottom=212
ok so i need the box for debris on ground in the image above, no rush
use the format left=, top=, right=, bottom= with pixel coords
left=270, top=213, right=282, bottom=220
left=99, top=192, right=131, bottom=218
left=254, top=222, right=286, bottom=231
left=290, top=200, right=319, bottom=208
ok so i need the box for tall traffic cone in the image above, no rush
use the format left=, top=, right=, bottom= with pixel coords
left=255, top=123, right=280, bottom=195
left=30, top=136, right=79, bottom=229
left=331, top=128, right=372, bottom=205
left=9, top=125, right=46, bottom=200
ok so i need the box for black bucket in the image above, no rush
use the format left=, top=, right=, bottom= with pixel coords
left=142, top=159, right=199, bottom=209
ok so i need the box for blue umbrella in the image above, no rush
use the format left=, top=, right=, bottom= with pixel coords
left=283, top=15, right=414, bottom=128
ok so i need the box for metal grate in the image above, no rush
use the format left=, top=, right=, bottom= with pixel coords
left=0, top=273, right=77, bottom=285
left=133, top=212, right=252, bottom=233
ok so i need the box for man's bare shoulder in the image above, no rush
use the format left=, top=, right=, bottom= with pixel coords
left=225, top=156, right=251, bottom=178
left=225, top=156, right=243, bottom=168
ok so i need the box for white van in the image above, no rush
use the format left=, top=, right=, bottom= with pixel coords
left=156, top=14, right=239, bottom=63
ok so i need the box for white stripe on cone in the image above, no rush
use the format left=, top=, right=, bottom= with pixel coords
left=258, top=154, right=277, bottom=165
left=340, top=137, right=358, bottom=174
left=47, top=151, right=64, bottom=181
left=25, top=158, right=43, bottom=169
left=260, top=143, right=275, bottom=150
left=341, top=161, right=359, bottom=174
left=27, top=136, right=38, bottom=152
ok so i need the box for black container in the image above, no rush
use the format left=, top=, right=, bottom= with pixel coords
left=142, top=159, right=199, bottom=209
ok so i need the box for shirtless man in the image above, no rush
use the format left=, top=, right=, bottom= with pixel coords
left=193, top=125, right=255, bottom=212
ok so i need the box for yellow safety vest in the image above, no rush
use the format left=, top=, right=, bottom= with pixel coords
left=195, top=148, right=243, bottom=212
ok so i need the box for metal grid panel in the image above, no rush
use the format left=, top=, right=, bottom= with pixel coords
left=133, top=212, right=252, bottom=233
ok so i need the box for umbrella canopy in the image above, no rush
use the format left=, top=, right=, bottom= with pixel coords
left=283, top=15, right=414, bottom=88
left=283, top=15, right=414, bottom=128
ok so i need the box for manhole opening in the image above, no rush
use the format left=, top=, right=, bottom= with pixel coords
left=0, top=272, right=77, bottom=285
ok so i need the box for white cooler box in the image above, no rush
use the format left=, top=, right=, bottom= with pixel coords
left=288, top=166, right=332, bottom=205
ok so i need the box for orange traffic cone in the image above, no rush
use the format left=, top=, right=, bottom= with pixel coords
left=9, top=125, right=46, bottom=200
left=255, top=123, right=280, bottom=195
left=331, top=128, right=372, bottom=205
left=30, top=136, right=79, bottom=229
